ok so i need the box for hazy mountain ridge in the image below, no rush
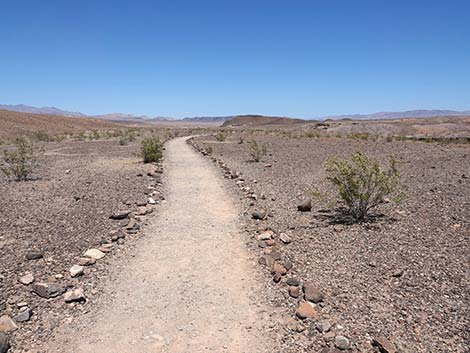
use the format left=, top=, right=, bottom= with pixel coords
left=0, top=104, right=86, bottom=117
left=2, top=104, right=470, bottom=122
left=325, top=109, right=470, bottom=120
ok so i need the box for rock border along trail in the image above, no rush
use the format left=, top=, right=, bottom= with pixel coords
left=47, top=137, right=270, bottom=353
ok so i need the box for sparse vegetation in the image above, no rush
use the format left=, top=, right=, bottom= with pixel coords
left=304, top=130, right=320, bottom=138
left=32, top=130, right=51, bottom=142
left=141, top=137, right=163, bottom=163
left=324, top=152, right=402, bottom=221
left=248, top=139, right=267, bottom=162
left=119, top=130, right=137, bottom=145
left=215, top=131, right=227, bottom=142
left=1, top=137, right=43, bottom=181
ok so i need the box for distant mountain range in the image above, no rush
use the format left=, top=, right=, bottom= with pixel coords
left=324, top=109, right=470, bottom=120
left=0, top=104, right=86, bottom=117
left=182, top=116, right=233, bottom=123
left=1, top=104, right=470, bottom=122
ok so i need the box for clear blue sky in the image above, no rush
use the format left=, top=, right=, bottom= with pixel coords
left=1, top=0, right=469, bottom=118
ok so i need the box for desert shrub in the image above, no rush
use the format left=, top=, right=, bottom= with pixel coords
left=304, top=130, right=320, bottom=138
left=32, top=130, right=50, bottom=142
left=324, top=152, right=402, bottom=221
left=248, top=139, right=267, bottom=162
left=53, top=134, right=66, bottom=142
left=1, top=137, right=43, bottom=181
left=119, top=130, right=137, bottom=145
left=89, top=130, right=101, bottom=140
left=141, top=137, right=163, bottom=163
left=215, top=131, right=227, bottom=142
left=75, top=132, right=86, bottom=141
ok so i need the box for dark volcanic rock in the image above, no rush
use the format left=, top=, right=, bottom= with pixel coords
left=32, top=283, right=64, bottom=299
left=25, top=252, right=43, bottom=260
left=0, top=333, right=10, bottom=353
left=13, top=307, right=32, bottom=323
left=110, top=210, right=131, bottom=220
left=252, top=210, right=267, bottom=220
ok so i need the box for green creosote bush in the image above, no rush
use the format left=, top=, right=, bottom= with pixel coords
left=119, top=130, right=137, bottom=145
left=1, top=137, right=44, bottom=181
left=324, top=152, right=403, bottom=221
left=141, top=137, right=163, bottom=163
left=215, top=131, right=227, bottom=142
left=31, top=130, right=50, bottom=142
left=248, top=139, right=267, bottom=162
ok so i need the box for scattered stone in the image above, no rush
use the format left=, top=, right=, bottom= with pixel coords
left=391, top=269, right=405, bottom=278
left=98, top=244, right=113, bottom=253
left=252, top=211, right=267, bottom=220
left=77, top=257, right=95, bottom=266
left=284, top=260, right=293, bottom=271
left=69, top=265, right=84, bottom=277
left=273, top=272, right=282, bottom=283
left=286, top=277, right=300, bottom=286
left=13, top=307, right=32, bottom=323
left=271, top=263, right=287, bottom=276
left=0, top=316, right=17, bottom=332
left=289, top=286, right=301, bottom=298
left=258, top=255, right=274, bottom=268
left=125, top=218, right=140, bottom=231
left=372, top=337, right=396, bottom=353
left=297, top=198, right=312, bottom=212
left=54, top=274, right=63, bottom=279
left=148, top=197, right=156, bottom=205
left=83, top=249, right=105, bottom=260
left=279, top=233, right=292, bottom=244
left=334, top=335, right=350, bottom=350
left=110, top=210, right=131, bottom=220
left=19, top=273, right=34, bottom=285
left=303, top=282, right=324, bottom=303
left=25, top=252, right=43, bottom=260
left=64, top=288, right=86, bottom=303
left=32, top=283, right=64, bottom=299
left=0, top=332, right=10, bottom=353
left=316, top=320, right=332, bottom=333
left=295, top=302, right=318, bottom=320
left=265, top=239, right=275, bottom=246
left=257, top=230, right=273, bottom=240
left=138, top=207, right=148, bottom=215
left=117, top=238, right=125, bottom=245
left=258, top=240, right=267, bottom=248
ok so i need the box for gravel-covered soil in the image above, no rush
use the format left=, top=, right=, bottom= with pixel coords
left=191, top=131, right=470, bottom=353
left=0, top=138, right=166, bottom=352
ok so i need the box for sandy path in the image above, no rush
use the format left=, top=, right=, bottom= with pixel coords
left=48, top=137, right=269, bottom=353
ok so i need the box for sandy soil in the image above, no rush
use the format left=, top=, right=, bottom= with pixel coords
left=45, top=137, right=271, bottom=353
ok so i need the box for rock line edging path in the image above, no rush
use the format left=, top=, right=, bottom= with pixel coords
left=47, top=136, right=270, bottom=353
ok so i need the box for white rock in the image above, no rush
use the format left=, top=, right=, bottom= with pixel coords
left=257, top=230, right=274, bottom=241
left=64, top=288, right=86, bottom=303
left=69, top=265, right=84, bottom=277
left=148, top=197, right=156, bottom=205
left=83, top=249, right=105, bottom=260
left=279, top=233, right=292, bottom=244
left=19, top=273, right=34, bottom=285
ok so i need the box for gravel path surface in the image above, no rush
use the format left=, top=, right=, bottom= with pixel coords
left=46, top=137, right=270, bottom=353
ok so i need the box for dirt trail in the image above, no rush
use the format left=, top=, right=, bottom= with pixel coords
left=47, top=137, right=269, bottom=353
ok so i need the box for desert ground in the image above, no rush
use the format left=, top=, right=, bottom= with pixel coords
left=0, top=114, right=469, bottom=353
